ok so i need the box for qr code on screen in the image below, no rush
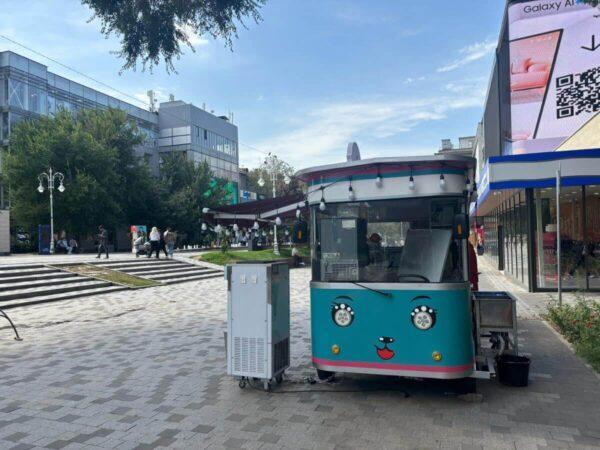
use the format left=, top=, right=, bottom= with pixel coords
left=555, top=66, right=600, bottom=119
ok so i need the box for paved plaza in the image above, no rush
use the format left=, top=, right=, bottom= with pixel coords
left=0, top=255, right=598, bottom=449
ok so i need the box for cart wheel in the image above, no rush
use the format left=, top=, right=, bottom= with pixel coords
left=316, top=369, right=335, bottom=381
left=275, top=373, right=284, bottom=384
left=238, top=379, right=246, bottom=389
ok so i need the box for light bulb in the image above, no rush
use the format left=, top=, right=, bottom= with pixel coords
left=375, top=175, right=383, bottom=188
left=201, top=223, right=207, bottom=231
left=275, top=216, right=282, bottom=226
left=37, top=184, right=44, bottom=193
left=253, top=221, right=259, bottom=230
left=439, top=173, right=446, bottom=188
left=233, top=223, right=239, bottom=232
left=319, top=199, right=326, bottom=211
left=296, top=208, right=301, bottom=218
left=269, top=230, right=273, bottom=236
left=202, top=207, right=209, bottom=214
left=57, top=183, right=65, bottom=193
left=409, top=176, right=415, bottom=191
left=258, top=176, right=265, bottom=187
left=348, top=186, right=355, bottom=201
left=285, top=230, right=289, bottom=236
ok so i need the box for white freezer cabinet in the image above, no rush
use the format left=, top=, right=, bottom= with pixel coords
left=226, top=262, right=290, bottom=390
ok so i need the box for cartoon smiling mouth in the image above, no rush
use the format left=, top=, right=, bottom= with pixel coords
left=375, top=336, right=395, bottom=360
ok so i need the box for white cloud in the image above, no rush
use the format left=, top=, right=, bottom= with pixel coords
left=177, top=24, right=210, bottom=47
left=437, top=38, right=496, bottom=73
left=246, top=90, right=485, bottom=168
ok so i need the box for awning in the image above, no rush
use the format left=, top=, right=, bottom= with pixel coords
left=208, top=193, right=306, bottom=223
left=474, top=148, right=600, bottom=216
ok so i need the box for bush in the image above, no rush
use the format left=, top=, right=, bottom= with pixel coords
left=547, top=295, right=600, bottom=372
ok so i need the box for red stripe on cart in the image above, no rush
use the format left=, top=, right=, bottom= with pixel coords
left=312, top=357, right=473, bottom=373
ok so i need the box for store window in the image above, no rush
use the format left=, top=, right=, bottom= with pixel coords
left=585, top=185, right=600, bottom=290
left=533, top=186, right=586, bottom=290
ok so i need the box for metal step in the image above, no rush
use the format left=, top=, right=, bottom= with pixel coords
left=0, top=285, right=129, bottom=309
left=0, top=281, right=112, bottom=303
left=0, top=272, right=78, bottom=285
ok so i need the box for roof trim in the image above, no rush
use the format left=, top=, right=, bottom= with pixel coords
left=296, top=154, right=475, bottom=180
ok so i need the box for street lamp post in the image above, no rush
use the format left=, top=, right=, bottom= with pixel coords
left=37, top=168, right=65, bottom=254
left=258, top=155, right=291, bottom=256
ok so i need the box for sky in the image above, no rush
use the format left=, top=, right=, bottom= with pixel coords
left=0, top=0, right=506, bottom=169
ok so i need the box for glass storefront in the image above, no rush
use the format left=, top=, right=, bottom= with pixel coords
left=478, top=184, right=600, bottom=292
left=585, top=185, right=600, bottom=290
left=480, top=190, right=529, bottom=287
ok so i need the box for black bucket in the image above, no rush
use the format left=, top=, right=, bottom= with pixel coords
left=497, top=354, right=530, bottom=387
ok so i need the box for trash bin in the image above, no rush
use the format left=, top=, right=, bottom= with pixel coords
left=497, top=354, right=530, bottom=387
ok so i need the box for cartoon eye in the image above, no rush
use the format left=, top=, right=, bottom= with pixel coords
left=411, top=306, right=436, bottom=330
left=331, top=303, right=354, bottom=327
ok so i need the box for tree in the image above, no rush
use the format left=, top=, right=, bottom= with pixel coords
left=5, top=108, right=160, bottom=238
left=246, top=154, right=302, bottom=198
left=158, top=152, right=229, bottom=243
left=82, top=0, right=267, bottom=71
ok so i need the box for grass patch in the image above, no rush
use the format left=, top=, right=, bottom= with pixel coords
left=197, top=246, right=310, bottom=266
left=57, top=264, right=160, bottom=288
left=546, top=295, right=600, bottom=372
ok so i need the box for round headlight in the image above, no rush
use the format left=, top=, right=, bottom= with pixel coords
left=411, top=306, right=435, bottom=330
left=332, top=303, right=354, bottom=327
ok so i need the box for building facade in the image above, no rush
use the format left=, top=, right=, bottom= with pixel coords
left=474, top=0, right=600, bottom=292
left=0, top=50, right=240, bottom=210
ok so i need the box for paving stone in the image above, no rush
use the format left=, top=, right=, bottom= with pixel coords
left=0, top=256, right=597, bottom=449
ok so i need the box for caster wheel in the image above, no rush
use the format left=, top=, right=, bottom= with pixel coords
left=275, top=374, right=283, bottom=384
left=238, top=379, right=246, bottom=389
left=316, top=369, right=335, bottom=381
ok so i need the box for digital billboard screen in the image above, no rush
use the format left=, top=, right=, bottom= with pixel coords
left=504, top=0, right=600, bottom=154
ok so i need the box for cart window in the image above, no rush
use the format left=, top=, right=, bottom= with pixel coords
left=312, top=197, right=465, bottom=283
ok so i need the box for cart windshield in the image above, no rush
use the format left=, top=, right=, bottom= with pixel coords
left=312, top=197, right=466, bottom=283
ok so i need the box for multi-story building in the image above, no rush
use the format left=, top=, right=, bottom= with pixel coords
left=0, top=50, right=240, bottom=210
left=436, top=136, right=476, bottom=157
left=157, top=100, right=239, bottom=184
left=472, top=0, right=600, bottom=293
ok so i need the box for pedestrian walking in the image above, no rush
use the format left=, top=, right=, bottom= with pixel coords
left=164, top=227, right=176, bottom=259
left=96, top=225, right=109, bottom=259
left=149, top=226, right=161, bottom=259
left=159, top=229, right=168, bottom=258
left=133, top=234, right=145, bottom=257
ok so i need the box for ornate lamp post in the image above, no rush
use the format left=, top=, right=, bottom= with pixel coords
left=37, top=168, right=65, bottom=254
left=258, top=155, right=291, bottom=256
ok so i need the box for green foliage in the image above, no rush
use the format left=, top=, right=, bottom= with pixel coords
left=158, top=152, right=228, bottom=243
left=246, top=153, right=302, bottom=198
left=82, top=0, right=267, bottom=71
left=5, top=109, right=159, bottom=238
left=546, top=296, right=600, bottom=372
left=198, top=246, right=309, bottom=265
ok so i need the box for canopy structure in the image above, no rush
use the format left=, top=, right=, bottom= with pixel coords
left=473, top=148, right=600, bottom=216
left=206, top=193, right=307, bottom=226
left=296, top=154, right=476, bottom=205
